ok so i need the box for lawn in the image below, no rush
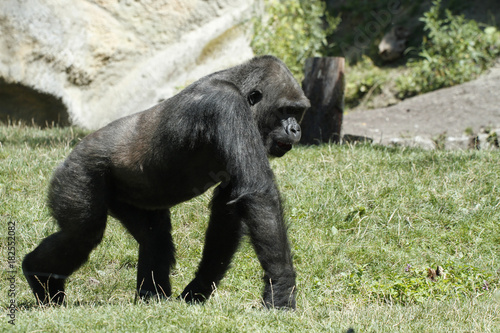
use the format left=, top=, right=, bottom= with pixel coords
left=1, top=125, right=499, bottom=332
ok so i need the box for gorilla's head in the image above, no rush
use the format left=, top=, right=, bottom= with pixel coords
left=241, top=56, right=310, bottom=157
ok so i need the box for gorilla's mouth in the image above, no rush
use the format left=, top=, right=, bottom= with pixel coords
left=276, top=141, right=292, bottom=151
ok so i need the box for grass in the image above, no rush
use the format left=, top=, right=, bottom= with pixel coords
left=1, top=124, right=499, bottom=332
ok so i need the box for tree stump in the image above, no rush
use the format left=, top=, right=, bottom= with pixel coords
left=300, top=57, right=345, bottom=144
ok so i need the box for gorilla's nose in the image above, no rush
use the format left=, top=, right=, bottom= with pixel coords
left=286, top=122, right=301, bottom=142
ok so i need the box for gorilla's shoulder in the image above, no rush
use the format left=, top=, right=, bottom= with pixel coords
left=182, top=78, right=245, bottom=107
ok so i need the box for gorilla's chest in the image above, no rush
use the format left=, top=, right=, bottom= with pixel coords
left=110, top=150, right=225, bottom=209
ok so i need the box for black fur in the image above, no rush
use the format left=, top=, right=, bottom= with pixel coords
left=22, top=55, right=310, bottom=309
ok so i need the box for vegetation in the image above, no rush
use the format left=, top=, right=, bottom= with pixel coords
left=325, top=0, right=424, bottom=62
left=1, top=125, right=499, bottom=331
left=396, top=0, right=500, bottom=98
left=251, top=0, right=340, bottom=80
left=343, top=56, right=390, bottom=110
left=252, top=0, right=500, bottom=110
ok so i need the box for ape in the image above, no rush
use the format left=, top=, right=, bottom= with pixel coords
left=22, top=55, right=310, bottom=309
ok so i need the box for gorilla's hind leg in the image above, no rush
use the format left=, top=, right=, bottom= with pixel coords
left=110, top=201, right=175, bottom=300
left=22, top=224, right=105, bottom=305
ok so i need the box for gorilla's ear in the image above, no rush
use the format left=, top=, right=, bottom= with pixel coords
left=248, top=90, right=263, bottom=106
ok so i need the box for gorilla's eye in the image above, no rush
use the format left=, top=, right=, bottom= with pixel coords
left=248, top=90, right=262, bottom=106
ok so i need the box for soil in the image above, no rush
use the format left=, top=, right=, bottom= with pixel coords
left=342, top=62, right=500, bottom=149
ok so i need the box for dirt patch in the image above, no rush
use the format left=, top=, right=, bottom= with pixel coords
left=342, top=63, right=500, bottom=149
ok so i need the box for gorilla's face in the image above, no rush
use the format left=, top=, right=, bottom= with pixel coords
left=248, top=87, right=310, bottom=158
left=238, top=56, right=310, bottom=157
left=265, top=109, right=305, bottom=158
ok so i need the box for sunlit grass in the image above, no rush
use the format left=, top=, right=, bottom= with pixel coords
left=1, top=125, right=499, bottom=332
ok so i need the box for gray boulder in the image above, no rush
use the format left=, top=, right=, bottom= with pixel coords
left=0, top=0, right=255, bottom=129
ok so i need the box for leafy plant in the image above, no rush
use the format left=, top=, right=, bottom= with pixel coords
left=396, top=0, right=500, bottom=98
left=344, top=261, right=496, bottom=305
left=344, top=56, right=388, bottom=109
left=251, top=0, right=340, bottom=80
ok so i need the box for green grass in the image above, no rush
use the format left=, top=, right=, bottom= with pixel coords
left=1, top=125, right=499, bottom=332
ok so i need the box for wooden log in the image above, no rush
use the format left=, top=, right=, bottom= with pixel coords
left=300, top=57, right=345, bottom=144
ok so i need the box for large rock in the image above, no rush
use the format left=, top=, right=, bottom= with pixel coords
left=0, top=0, right=255, bottom=129
left=342, top=63, right=500, bottom=150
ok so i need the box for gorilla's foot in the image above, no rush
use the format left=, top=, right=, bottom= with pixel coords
left=179, top=279, right=214, bottom=304
left=136, top=289, right=170, bottom=302
left=262, top=274, right=296, bottom=310
left=23, top=271, right=66, bottom=305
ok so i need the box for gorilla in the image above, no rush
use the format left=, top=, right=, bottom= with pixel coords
left=22, top=55, right=310, bottom=309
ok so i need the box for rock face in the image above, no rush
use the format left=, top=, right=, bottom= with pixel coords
left=0, top=0, right=255, bottom=129
left=342, top=63, right=500, bottom=150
